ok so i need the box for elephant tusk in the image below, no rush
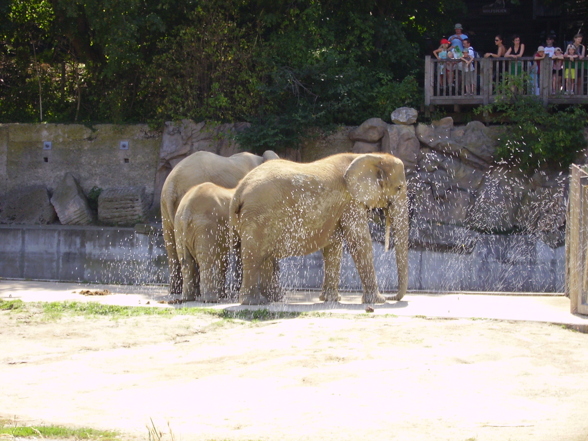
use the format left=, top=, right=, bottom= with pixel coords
left=384, top=211, right=391, bottom=252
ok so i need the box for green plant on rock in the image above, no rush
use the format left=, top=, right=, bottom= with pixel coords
left=476, top=72, right=588, bottom=174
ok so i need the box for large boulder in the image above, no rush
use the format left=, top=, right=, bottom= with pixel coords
left=391, top=107, right=418, bottom=125
left=416, top=118, right=496, bottom=171
left=418, top=149, right=485, bottom=192
left=348, top=118, right=388, bottom=143
left=382, top=124, right=420, bottom=170
left=98, top=187, right=149, bottom=226
left=50, top=173, right=93, bottom=225
left=0, top=186, right=57, bottom=224
left=412, top=183, right=473, bottom=226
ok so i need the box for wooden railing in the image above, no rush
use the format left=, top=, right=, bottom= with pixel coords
left=424, top=55, right=588, bottom=106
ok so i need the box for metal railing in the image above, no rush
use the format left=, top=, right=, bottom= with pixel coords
left=424, top=56, right=588, bottom=106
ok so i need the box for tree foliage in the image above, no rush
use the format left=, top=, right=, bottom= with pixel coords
left=0, top=0, right=465, bottom=137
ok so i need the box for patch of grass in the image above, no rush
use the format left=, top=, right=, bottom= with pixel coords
left=40, top=301, right=225, bottom=320
left=221, top=309, right=302, bottom=322
left=3, top=300, right=401, bottom=323
left=0, top=421, right=119, bottom=440
left=0, top=298, right=26, bottom=311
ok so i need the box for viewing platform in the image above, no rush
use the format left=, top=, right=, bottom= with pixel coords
left=424, top=55, right=588, bottom=108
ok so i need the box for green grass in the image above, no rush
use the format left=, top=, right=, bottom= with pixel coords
left=41, top=301, right=225, bottom=318
left=1, top=298, right=399, bottom=323
left=0, top=420, right=119, bottom=440
left=0, top=298, right=25, bottom=311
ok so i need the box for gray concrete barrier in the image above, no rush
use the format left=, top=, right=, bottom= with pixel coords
left=0, top=225, right=565, bottom=292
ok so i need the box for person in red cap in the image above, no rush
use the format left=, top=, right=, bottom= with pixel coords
left=433, top=39, right=454, bottom=93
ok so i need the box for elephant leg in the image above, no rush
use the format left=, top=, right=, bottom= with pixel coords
left=179, top=251, right=199, bottom=302
left=199, top=256, right=223, bottom=303
left=239, top=250, right=270, bottom=305
left=320, top=239, right=343, bottom=302
left=260, top=258, right=282, bottom=302
left=163, top=221, right=182, bottom=295
left=340, top=208, right=385, bottom=304
left=223, top=242, right=241, bottom=302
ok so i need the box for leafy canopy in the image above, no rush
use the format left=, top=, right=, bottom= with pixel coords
left=0, top=0, right=465, bottom=134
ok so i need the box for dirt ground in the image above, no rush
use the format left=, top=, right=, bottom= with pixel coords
left=2, top=292, right=588, bottom=441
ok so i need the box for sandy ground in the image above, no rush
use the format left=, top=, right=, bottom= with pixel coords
left=2, top=283, right=588, bottom=441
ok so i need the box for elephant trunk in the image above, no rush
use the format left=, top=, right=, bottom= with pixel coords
left=386, top=192, right=409, bottom=301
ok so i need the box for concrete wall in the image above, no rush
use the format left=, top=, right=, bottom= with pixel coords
left=0, top=124, right=161, bottom=201
left=0, top=225, right=564, bottom=292
left=0, top=225, right=167, bottom=285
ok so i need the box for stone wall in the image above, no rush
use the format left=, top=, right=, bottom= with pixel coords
left=0, top=123, right=161, bottom=198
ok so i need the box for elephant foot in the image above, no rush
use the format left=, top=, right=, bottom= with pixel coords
left=319, top=290, right=341, bottom=302
left=385, top=292, right=405, bottom=301
left=169, top=275, right=183, bottom=295
left=362, top=292, right=387, bottom=304
left=240, top=293, right=270, bottom=305
left=180, top=289, right=196, bottom=302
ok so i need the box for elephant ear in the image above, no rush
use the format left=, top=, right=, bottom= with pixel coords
left=343, top=155, right=384, bottom=208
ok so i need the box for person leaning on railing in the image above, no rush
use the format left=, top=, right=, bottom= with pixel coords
left=566, top=33, right=586, bottom=95
left=552, top=47, right=564, bottom=93
left=505, top=35, right=525, bottom=76
left=484, top=35, right=506, bottom=58
left=564, top=45, right=580, bottom=94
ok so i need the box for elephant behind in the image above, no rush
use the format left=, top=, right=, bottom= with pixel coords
left=174, top=183, right=236, bottom=302
left=161, top=150, right=278, bottom=294
left=230, top=152, right=409, bottom=306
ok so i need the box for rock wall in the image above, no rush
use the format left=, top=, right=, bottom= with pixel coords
left=302, top=112, right=576, bottom=252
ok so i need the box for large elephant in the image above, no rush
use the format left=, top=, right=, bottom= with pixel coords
left=174, top=183, right=236, bottom=302
left=161, top=150, right=279, bottom=294
left=230, top=152, right=409, bottom=305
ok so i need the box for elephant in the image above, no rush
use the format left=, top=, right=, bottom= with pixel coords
left=230, top=152, right=409, bottom=305
left=161, top=150, right=279, bottom=294
left=174, top=182, right=236, bottom=302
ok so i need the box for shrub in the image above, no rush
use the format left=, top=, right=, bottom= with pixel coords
left=477, top=73, right=588, bottom=173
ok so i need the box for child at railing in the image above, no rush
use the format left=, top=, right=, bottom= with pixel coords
left=462, top=38, right=476, bottom=95
left=564, top=45, right=579, bottom=94
left=552, top=47, right=564, bottom=93
left=433, top=39, right=453, bottom=92
left=532, top=46, right=546, bottom=95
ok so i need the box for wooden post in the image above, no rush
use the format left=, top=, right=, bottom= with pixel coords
left=425, top=56, right=432, bottom=106
left=568, top=165, right=588, bottom=315
left=480, top=58, right=491, bottom=105
left=540, top=57, right=550, bottom=106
